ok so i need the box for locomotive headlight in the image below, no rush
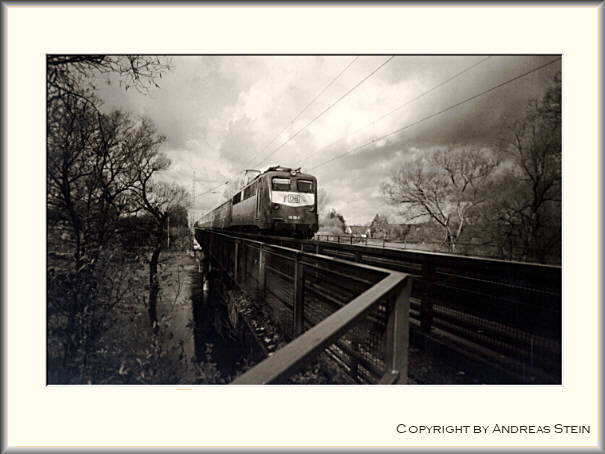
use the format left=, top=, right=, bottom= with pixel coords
left=290, top=170, right=297, bottom=176
left=272, top=203, right=280, bottom=210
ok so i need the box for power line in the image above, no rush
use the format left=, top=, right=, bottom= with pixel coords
left=252, top=55, right=396, bottom=169
left=243, top=56, right=359, bottom=168
left=298, top=55, right=491, bottom=168
left=196, top=180, right=229, bottom=198
left=308, top=57, right=561, bottom=173
left=195, top=58, right=363, bottom=203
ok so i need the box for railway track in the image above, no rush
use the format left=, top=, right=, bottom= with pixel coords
left=208, top=229, right=562, bottom=384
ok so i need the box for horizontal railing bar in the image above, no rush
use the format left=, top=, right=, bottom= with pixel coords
left=232, top=272, right=408, bottom=384
left=303, top=262, right=377, bottom=286
left=332, top=337, right=384, bottom=377
left=304, top=296, right=387, bottom=331
left=214, top=229, right=560, bottom=271
left=266, top=264, right=294, bottom=282
left=264, top=284, right=293, bottom=308
left=431, top=317, right=544, bottom=365
left=204, top=229, right=391, bottom=278
left=312, top=238, right=561, bottom=271
left=415, top=324, right=559, bottom=383
left=264, top=249, right=297, bottom=262
left=215, top=230, right=560, bottom=294
left=304, top=284, right=349, bottom=310
left=432, top=271, right=561, bottom=296
left=323, top=348, right=357, bottom=382
left=432, top=305, right=560, bottom=350
left=266, top=258, right=378, bottom=289
left=196, top=228, right=559, bottom=383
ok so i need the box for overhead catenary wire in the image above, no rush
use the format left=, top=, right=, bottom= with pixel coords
left=308, top=56, right=561, bottom=173
left=243, top=56, right=360, bottom=168
left=190, top=136, right=228, bottom=200
left=194, top=56, right=557, bottom=203
left=298, top=55, right=492, bottom=168
left=252, top=55, right=396, bottom=169
left=195, top=57, right=363, bottom=202
left=196, top=180, right=230, bottom=198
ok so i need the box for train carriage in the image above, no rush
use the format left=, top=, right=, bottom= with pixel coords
left=197, top=166, right=319, bottom=239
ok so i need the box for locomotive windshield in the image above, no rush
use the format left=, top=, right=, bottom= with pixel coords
left=272, top=177, right=291, bottom=191
left=297, top=179, right=314, bottom=193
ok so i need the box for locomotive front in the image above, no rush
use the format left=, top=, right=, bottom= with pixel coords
left=262, top=167, right=319, bottom=239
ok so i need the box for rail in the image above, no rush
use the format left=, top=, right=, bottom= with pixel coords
left=218, top=230, right=562, bottom=383
left=195, top=228, right=412, bottom=384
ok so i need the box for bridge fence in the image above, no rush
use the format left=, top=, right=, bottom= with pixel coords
left=215, top=230, right=562, bottom=383
left=196, top=228, right=412, bottom=384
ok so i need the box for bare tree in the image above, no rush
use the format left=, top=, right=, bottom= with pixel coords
left=46, top=54, right=174, bottom=382
left=381, top=148, right=499, bottom=252
left=47, top=94, right=146, bottom=370
left=126, top=134, right=191, bottom=330
left=47, top=55, right=172, bottom=264
left=507, top=80, right=561, bottom=261
left=47, top=55, right=171, bottom=104
left=480, top=72, right=562, bottom=262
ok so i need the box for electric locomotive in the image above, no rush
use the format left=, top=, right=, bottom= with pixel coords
left=197, top=166, right=319, bottom=239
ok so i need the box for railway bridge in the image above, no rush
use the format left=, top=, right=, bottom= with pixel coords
left=194, top=228, right=561, bottom=385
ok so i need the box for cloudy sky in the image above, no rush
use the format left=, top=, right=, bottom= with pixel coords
left=95, top=55, right=560, bottom=225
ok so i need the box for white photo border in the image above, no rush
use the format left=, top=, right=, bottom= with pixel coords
left=2, top=2, right=601, bottom=452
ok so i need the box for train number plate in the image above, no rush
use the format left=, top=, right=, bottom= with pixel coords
left=287, top=194, right=301, bottom=203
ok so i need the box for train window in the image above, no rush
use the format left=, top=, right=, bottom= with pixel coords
left=244, top=182, right=256, bottom=200
left=272, top=178, right=291, bottom=191
left=233, top=191, right=241, bottom=204
left=297, top=179, right=314, bottom=193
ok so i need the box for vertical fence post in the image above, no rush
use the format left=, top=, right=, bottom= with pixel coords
left=220, top=236, right=225, bottom=271
left=258, top=244, right=266, bottom=298
left=293, top=252, right=305, bottom=337
left=421, top=259, right=435, bottom=334
left=244, top=241, right=249, bottom=285
left=233, top=239, right=240, bottom=282
left=384, top=277, right=412, bottom=384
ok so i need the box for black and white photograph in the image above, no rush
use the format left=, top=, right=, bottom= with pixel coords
left=5, top=2, right=601, bottom=450
left=46, top=54, right=562, bottom=386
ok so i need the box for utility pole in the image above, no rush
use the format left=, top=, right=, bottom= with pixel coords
left=191, top=171, right=196, bottom=227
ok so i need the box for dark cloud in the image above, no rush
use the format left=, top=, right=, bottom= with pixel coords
left=94, top=55, right=560, bottom=224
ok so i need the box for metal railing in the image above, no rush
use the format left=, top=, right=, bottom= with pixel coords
left=221, top=231, right=562, bottom=383
left=314, top=234, right=560, bottom=263
left=315, top=234, right=370, bottom=246
left=195, top=228, right=412, bottom=384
